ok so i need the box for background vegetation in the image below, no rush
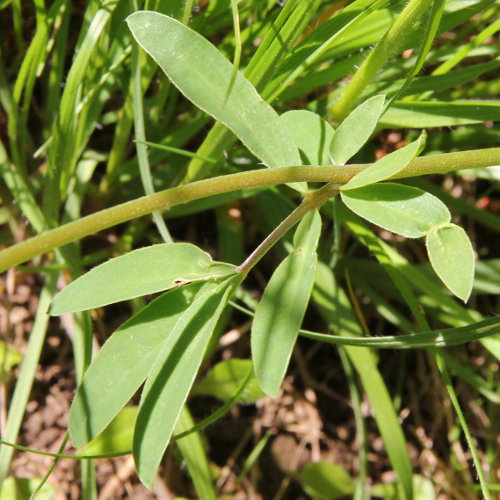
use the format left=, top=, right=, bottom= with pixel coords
left=0, top=0, right=499, bottom=498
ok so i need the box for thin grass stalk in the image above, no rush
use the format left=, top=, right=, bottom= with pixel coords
left=0, top=273, right=58, bottom=490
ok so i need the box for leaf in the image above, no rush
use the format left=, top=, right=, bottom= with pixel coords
left=174, top=407, right=217, bottom=500
left=341, top=183, right=450, bottom=238
left=127, top=11, right=300, bottom=169
left=299, top=461, right=354, bottom=500
left=374, top=59, right=500, bottom=98
left=134, top=276, right=239, bottom=487
left=341, top=132, right=426, bottom=190
left=371, top=475, right=436, bottom=500
left=300, top=315, right=500, bottom=348
left=194, top=359, right=264, bottom=404
left=50, top=243, right=236, bottom=315
left=252, top=211, right=321, bottom=397
left=0, top=341, right=22, bottom=383
left=280, top=110, right=335, bottom=165
left=69, top=281, right=215, bottom=447
left=330, top=94, right=385, bottom=165
left=77, top=407, right=137, bottom=456
left=0, top=477, right=56, bottom=500
left=426, top=224, right=475, bottom=301
left=380, top=100, right=500, bottom=129
left=313, top=261, right=413, bottom=500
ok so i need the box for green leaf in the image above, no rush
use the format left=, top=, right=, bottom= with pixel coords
left=174, top=407, right=217, bottom=500
left=280, top=110, right=335, bottom=165
left=134, top=276, right=238, bottom=487
left=252, top=211, right=321, bottom=397
left=374, top=59, right=500, bottom=98
left=330, top=94, right=385, bottom=165
left=0, top=477, right=56, bottom=500
left=341, top=183, right=450, bottom=238
left=69, top=281, right=215, bottom=447
left=300, top=315, right=500, bottom=348
left=299, top=461, right=354, bottom=500
left=426, top=224, right=475, bottom=302
left=127, top=11, right=300, bottom=169
left=77, top=407, right=138, bottom=456
left=0, top=342, right=22, bottom=383
left=313, top=261, right=413, bottom=500
left=50, top=243, right=236, bottom=315
left=341, top=132, right=426, bottom=190
left=380, top=100, right=500, bottom=129
left=194, top=359, right=264, bottom=404
left=371, top=475, right=436, bottom=500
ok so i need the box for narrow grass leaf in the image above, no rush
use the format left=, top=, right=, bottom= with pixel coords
left=375, top=59, right=500, bottom=98
left=252, top=211, right=321, bottom=397
left=280, top=110, right=335, bottom=165
left=341, top=132, right=426, bottom=190
left=313, top=261, right=413, bottom=500
left=0, top=273, right=57, bottom=485
left=132, top=42, right=173, bottom=243
left=341, top=183, right=450, bottom=238
left=330, top=95, right=385, bottom=165
left=174, top=407, right=217, bottom=500
left=383, top=0, right=446, bottom=109
left=50, top=243, right=236, bottom=315
left=300, top=315, right=500, bottom=348
left=426, top=224, right=475, bottom=301
left=380, top=100, right=500, bottom=128
left=264, top=0, right=390, bottom=101
left=69, top=282, right=214, bottom=447
left=134, top=276, right=238, bottom=487
left=194, top=359, right=264, bottom=404
left=127, top=12, right=300, bottom=169
left=222, top=0, right=242, bottom=108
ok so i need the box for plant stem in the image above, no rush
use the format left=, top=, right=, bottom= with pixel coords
left=0, top=147, right=499, bottom=273
left=237, top=183, right=339, bottom=276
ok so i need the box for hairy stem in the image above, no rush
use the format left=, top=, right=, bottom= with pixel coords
left=0, top=147, right=499, bottom=272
